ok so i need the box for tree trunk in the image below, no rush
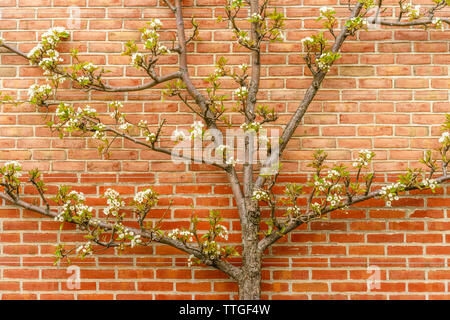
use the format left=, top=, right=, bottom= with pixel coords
left=238, top=207, right=262, bottom=300
left=238, top=261, right=262, bottom=300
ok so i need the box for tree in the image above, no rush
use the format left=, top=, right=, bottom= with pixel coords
left=0, top=0, right=449, bottom=300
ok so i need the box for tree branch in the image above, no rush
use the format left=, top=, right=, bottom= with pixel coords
left=254, top=2, right=365, bottom=190
left=0, top=43, right=182, bottom=92
left=172, top=0, right=247, bottom=224
left=0, top=191, right=241, bottom=280
left=258, top=174, right=450, bottom=252
left=87, top=119, right=229, bottom=170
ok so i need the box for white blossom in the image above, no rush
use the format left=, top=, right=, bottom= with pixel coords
left=317, top=52, right=334, bottom=71
left=131, top=52, right=144, bottom=68
left=145, top=132, right=156, bottom=142
left=172, top=130, right=187, bottom=142
left=190, top=121, right=204, bottom=139
left=133, top=188, right=157, bottom=205
left=216, top=144, right=228, bottom=155
left=353, top=149, right=374, bottom=167
left=187, top=254, right=195, bottom=267
left=319, top=6, right=333, bottom=15
left=238, top=63, right=248, bottom=70
left=287, top=205, right=301, bottom=216
left=149, top=18, right=162, bottom=29
left=28, top=84, right=52, bottom=101
left=82, top=62, right=97, bottom=73
left=379, top=182, right=406, bottom=207
left=167, top=228, right=194, bottom=242
left=422, top=178, right=437, bottom=191
left=439, top=131, right=449, bottom=144
left=240, top=121, right=261, bottom=132
left=226, top=156, right=237, bottom=166
left=407, top=5, right=421, bottom=18
left=76, top=242, right=93, bottom=256
left=2, top=161, right=23, bottom=181
left=234, top=86, right=248, bottom=99
left=76, top=76, right=90, bottom=85
left=252, top=189, right=270, bottom=202
left=301, top=37, right=313, bottom=44
left=103, top=188, right=124, bottom=217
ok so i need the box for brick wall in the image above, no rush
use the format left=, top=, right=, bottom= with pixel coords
left=0, top=0, right=449, bottom=300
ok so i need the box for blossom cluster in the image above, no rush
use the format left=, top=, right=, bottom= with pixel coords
left=128, top=18, right=169, bottom=69
left=108, top=101, right=130, bottom=131
left=68, top=106, right=93, bottom=130
left=240, top=121, right=262, bottom=132
left=201, top=239, right=222, bottom=260
left=214, top=224, right=229, bottom=240
left=313, top=177, right=333, bottom=192
left=214, top=144, right=238, bottom=165
left=327, top=169, right=340, bottom=180
left=190, top=121, right=205, bottom=139
left=215, top=144, right=228, bottom=155
left=234, top=86, right=249, bottom=99
left=144, top=132, right=156, bottom=143
left=54, top=103, right=99, bottom=134
left=432, top=17, right=444, bottom=30
left=76, top=242, right=93, bottom=257
left=319, top=6, right=334, bottom=16
left=301, top=37, right=314, bottom=46
left=27, top=27, right=69, bottom=73
left=310, top=202, right=322, bottom=214
left=225, top=156, right=237, bottom=166
left=326, top=193, right=345, bottom=208
left=236, top=31, right=252, bottom=47
left=115, top=223, right=142, bottom=247
left=167, top=228, right=194, bottom=242
left=345, top=16, right=368, bottom=33
left=103, top=188, right=125, bottom=218
left=379, top=182, right=405, bottom=207
left=316, top=51, right=336, bottom=72
left=109, top=101, right=123, bottom=117
left=213, top=66, right=226, bottom=78
left=28, top=84, right=53, bottom=106
left=286, top=205, right=301, bottom=216
left=131, top=53, right=144, bottom=68
left=439, top=131, right=449, bottom=144
left=317, top=6, right=336, bottom=30
left=172, top=129, right=187, bottom=142
left=238, top=63, right=249, bottom=72
left=55, top=190, right=93, bottom=223
left=187, top=254, right=196, bottom=267
left=92, top=123, right=107, bottom=142
left=252, top=189, right=270, bottom=202
left=0, top=160, right=23, bottom=191
left=2, top=161, right=22, bottom=179
left=406, top=5, right=421, bottom=20
left=118, top=117, right=131, bottom=131
left=76, top=75, right=90, bottom=86
left=249, top=13, right=263, bottom=23
left=142, top=19, right=170, bottom=55
left=82, top=62, right=97, bottom=73
left=229, top=0, right=244, bottom=9
left=313, top=169, right=344, bottom=201
left=353, top=149, right=375, bottom=168
left=133, top=188, right=158, bottom=207
left=422, top=178, right=437, bottom=191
